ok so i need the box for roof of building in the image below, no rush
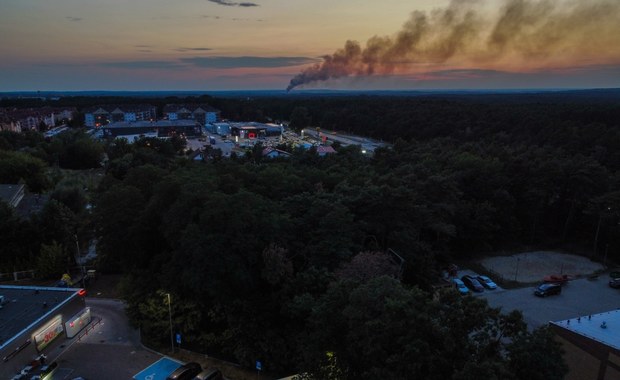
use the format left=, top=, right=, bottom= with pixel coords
left=163, top=104, right=220, bottom=113
left=551, top=309, right=620, bottom=350
left=316, top=145, right=337, bottom=154
left=262, top=147, right=291, bottom=157
left=0, top=184, right=24, bottom=207
left=103, top=120, right=199, bottom=128
left=82, top=104, right=155, bottom=114
left=0, top=285, right=80, bottom=348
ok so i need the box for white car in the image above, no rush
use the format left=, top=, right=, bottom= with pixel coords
left=477, top=275, right=498, bottom=290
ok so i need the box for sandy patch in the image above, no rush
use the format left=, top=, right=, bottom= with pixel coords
left=479, top=251, right=604, bottom=283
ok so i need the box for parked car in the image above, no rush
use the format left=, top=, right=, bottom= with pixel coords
left=534, top=283, right=562, bottom=297
left=477, top=275, right=498, bottom=290
left=543, top=274, right=573, bottom=285
left=461, top=275, right=484, bottom=292
left=194, top=368, right=222, bottom=380
left=167, top=362, right=202, bottom=380
left=609, top=278, right=620, bottom=288
left=452, top=278, right=470, bottom=295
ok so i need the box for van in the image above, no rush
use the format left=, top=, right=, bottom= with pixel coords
left=534, top=283, right=562, bottom=297
left=166, top=362, right=202, bottom=380
left=194, top=368, right=222, bottom=380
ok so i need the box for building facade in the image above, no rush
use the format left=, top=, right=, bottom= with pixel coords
left=83, top=105, right=156, bottom=127
left=163, top=104, right=220, bottom=126
left=0, top=286, right=89, bottom=378
left=102, top=120, right=202, bottom=138
left=550, top=310, right=620, bottom=380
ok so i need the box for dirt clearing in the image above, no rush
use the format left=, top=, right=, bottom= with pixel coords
left=479, top=251, right=604, bottom=283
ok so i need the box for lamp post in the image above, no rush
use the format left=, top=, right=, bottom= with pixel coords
left=514, top=257, right=520, bottom=282
left=166, top=293, right=174, bottom=353
left=594, top=207, right=611, bottom=257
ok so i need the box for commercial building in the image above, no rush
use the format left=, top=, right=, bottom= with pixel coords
left=550, top=310, right=620, bottom=380
left=102, top=120, right=202, bottom=139
left=0, top=285, right=89, bottom=378
left=230, top=122, right=283, bottom=139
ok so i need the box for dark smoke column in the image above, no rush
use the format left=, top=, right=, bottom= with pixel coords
left=285, top=0, right=620, bottom=91
left=286, top=40, right=365, bottom=91
left=286, top=59, right=341, bottom=92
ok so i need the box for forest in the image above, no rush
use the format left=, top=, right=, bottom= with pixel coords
left=2, top=90, right=620, bottom=378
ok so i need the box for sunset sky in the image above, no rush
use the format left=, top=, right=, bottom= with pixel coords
left=1, top=0, right=620, bottom=91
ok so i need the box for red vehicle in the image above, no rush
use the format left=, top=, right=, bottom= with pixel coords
left=543, top=274, right=573, bottom=284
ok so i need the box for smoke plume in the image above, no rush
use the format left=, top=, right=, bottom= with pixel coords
left=286, top=0, right=620, bottom=91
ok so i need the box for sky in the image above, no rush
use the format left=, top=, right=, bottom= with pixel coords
left=1, top=0, right=620, bottom=91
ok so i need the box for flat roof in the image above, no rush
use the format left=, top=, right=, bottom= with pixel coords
left=0, top=184, right=24, bottom=205
left=0, top=285, right=79, bottom=348
left=551, top=309, right=620, bottom=350
left=104, top=120, right=198, bottom=128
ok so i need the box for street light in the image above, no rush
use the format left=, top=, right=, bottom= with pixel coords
left=594, top=207, right=611, bottom=257
left=514, top=257, right=520, bottom=282
left=166, top=293, right=174, bottom=353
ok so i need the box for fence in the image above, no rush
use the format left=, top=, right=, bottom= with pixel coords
left=0, top=270, right=36, bottom=282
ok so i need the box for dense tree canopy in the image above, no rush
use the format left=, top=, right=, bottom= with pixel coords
left=5, top=90, right=620, bottom=378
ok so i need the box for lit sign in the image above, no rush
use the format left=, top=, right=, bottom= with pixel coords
left=33, top=315, right=63, bottom=352
left=65, top=307, right=91, bottom=338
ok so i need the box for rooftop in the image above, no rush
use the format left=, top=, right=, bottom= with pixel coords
left=0, top=184, right=24, bottom=208
left=82, top=104, right=155, bottom=113
left=0, top=285, right=80, bottom=348
left=551, top=309, right=620, bottom=350
left=103, top=120, right=199, bottom=128
left=163, top=104, right=219, bottom=113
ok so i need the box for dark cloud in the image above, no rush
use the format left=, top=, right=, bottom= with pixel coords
left=207, top=0, right=259, bottom=7
left=175, top=47, right=213, bottom=52
left=66, top=17, right=82, bottom=22
left=201, top=15, right=221, bottom=19
left=98, top=60, right=184, bottom=70
left=180, top=56, right=319, bottom=68
left=134, top=45, right=153, bottom=48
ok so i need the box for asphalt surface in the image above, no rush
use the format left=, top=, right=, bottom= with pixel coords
left=53, top=298, right=161, bottom=380
left=482, top=276, right=620, bottom=328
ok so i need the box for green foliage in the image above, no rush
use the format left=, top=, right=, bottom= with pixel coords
left=67, top=92, right=620, bottom=377
left=36, top=241, right=69, bottom=279
left=50, top=185, right=87, bottom=214
left=0, top=149, right=50, bottom=191
left=507, top=326, right=569, bottom=380
left=0, top=202, right=40, bottom=270
left=289, top=107, right=312, bottom=130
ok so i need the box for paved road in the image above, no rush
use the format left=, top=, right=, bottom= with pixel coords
left=54, top=298, right=161, bottom=379
left=482, top=277, right=620, bottom=328
left=302, top=128, right=388, bottom=153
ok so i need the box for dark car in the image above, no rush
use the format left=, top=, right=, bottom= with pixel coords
left=534, top=283, right=562, bottom=297
left=167, top=362, right=202, bottom=380
left=609, top=278, right=620, bottom=288
left=461, top=275, right=484, bottom=292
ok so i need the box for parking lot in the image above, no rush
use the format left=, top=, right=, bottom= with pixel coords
left=482, top=276, right=620, bottom=328
left=456, top=269, right=620, bottom=329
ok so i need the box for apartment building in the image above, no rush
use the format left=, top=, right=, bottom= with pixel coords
left=163, top=104, right=220, bottom=126
left=83, top=104, right=156, bottom=127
